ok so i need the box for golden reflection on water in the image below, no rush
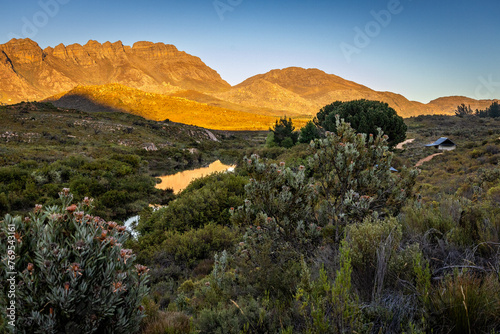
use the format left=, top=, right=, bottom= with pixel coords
left=155, top=160, right=234, bottom=194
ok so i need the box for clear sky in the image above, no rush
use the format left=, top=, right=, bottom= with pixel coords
left=1, top=0, right=499, bottom=103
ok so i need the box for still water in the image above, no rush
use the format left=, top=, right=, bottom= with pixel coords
left=125, top=160, right=234, bottom=235
left=155, top=160, right=235, bottom=194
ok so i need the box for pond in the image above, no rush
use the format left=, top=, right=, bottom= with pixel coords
left=124, top=160, right=235, bottom=235
left=155, top=160, right=235, bottom=194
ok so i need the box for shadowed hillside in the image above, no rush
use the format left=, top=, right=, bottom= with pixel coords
left=1, top=39, right=498, bottom=119
left=46, top=84, right=309, bottom=131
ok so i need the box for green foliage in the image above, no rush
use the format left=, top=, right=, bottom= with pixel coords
left=0, top=190, right=149, bottom=333
left=346, top=216, right=403, bottom=301
left=299, top=120, right=321, bottom=143
left=232, top=155, right=320, bottom=299
left=296, top=241, right=361, bottom=333
left=265, top=131, right=278, bottom=148
left=413, top=251, right=431, bottom=310
left=427, top=272, right=500, bottom=333
left=138, top=172, right=247, bottom=235
left=309, top=116, right=417, bottom=242
left=157, top=224, right=237, bottom=268
left=0, top=154, right=163, bottom=221
left=271, top=116, right=299, bottom=148
left=195, top=296, right=282, bottom=334
left=316, top=99, right=407, bottom=147
left=0, top=102, right=263, bottom=221
left=476, top=101, right=500, bottom=118
left=234, top=156, right=318, bottom=248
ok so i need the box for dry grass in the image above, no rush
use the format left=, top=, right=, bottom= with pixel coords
left=428, top=272, right=500, bottom=334
left=141, top=311, right=191, bottom=334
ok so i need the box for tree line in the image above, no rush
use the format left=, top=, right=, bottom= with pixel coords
left=268, top=99, right=407, bottom=148
left=455, top=101, right=500, bottom=118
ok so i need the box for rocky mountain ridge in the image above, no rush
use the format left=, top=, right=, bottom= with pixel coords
left=1, top=38, right=498, bottom=118
left=0, top=38, right=230, bottom=103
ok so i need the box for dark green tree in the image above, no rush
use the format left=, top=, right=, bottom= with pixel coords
left=486, top=101, right=500, bottom=118
left=315, top=99, right=407, bottom=147
left=455, top=103, right=473, bottom=117
left=476, top=101, right=500, bottom=118
left=271, top=116, right=299, bottom=147
left=299, top=120, right=321, bottom=143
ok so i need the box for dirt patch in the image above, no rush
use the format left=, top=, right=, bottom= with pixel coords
left=415, top=153, right=443, bottom=167
left=396, top=138, right=415, bottom=150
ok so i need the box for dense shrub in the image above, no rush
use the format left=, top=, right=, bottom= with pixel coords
left=309, top=116, right=417, bottom=242
left=270, top=116, right=299, bottom=148
left=315, top=99, right=407, bottom=147
left=299, top=120, right=321, bottom=143
left=0, top=189, right=149, bottom=333
left=137, top=172, right=247, bottom=235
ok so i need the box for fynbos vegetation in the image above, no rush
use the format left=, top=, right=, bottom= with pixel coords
left=1, top=99, right=499, bottom=333
left=0, top=190, right=149, bottom=333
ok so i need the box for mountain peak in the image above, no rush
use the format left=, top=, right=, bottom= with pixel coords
left=0, top=38, right=230, bottom=103
left=0, top=38, right=43, bottom=63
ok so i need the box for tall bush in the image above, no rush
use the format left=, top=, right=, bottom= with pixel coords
left=309, top=116, right=417, bottom=242
left=0, top=189, right=149, bottom=333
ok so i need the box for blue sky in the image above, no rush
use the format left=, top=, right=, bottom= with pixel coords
left=1, top=0, right=499, bottom=103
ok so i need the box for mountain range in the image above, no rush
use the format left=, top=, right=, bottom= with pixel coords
left=1, top=38, right=498, bottom=121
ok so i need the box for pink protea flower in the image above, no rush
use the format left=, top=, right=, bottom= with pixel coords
left=135, top=264, right=149, bottom=276
left=112, top=281, right=127, bottom=293
left=107, top=221, right=118, bottom=230
left=66, top=204, right=77, bottom=213
left=14, top=232, right=23, bottom=243
left=74, top=211, right=84, bottom=222
left=67, top=263, right=83, bottom=278
left=115, top=225, right=127, bottom=233
left=96, top=230, right=108, bottom=242
left=82, top=197, right=93, bottom=206
left=119, top=249, right=133, bottom=264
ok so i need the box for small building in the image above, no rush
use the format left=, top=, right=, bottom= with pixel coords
left=425, top=137, right=456, bottom=151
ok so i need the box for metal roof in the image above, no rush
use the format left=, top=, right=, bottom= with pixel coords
left=374, top=164, right=398, bottom=172
left=425, top=137, right=456, bottom=147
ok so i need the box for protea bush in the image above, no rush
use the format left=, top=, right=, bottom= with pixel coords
left=0, top=189, right=149, bottom=334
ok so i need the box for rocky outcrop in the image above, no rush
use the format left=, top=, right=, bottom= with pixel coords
left=0, top=38, right=230, bottom=104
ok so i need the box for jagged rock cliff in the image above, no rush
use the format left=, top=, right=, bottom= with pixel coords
left=0, top=38, right=230, bottom=103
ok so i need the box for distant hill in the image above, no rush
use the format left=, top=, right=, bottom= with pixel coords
left=427, top=96, right=500, bottom=114
left=1, top=39, right=499, bottom=119
left=46, top=84, right=307, bottom=131
left=215, top=67, right=499, bottom=118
